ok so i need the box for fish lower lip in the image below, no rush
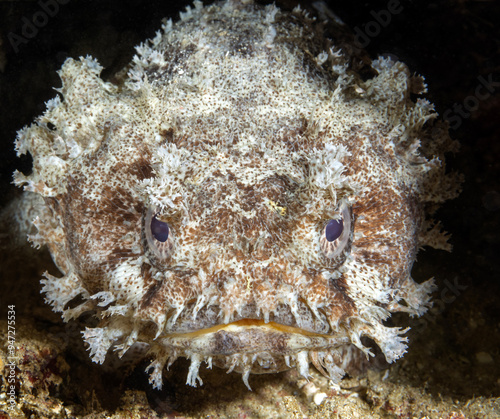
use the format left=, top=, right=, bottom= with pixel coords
left=164, top=319, right=332, bottom=339
left=158, top=319, right=350, bottom=357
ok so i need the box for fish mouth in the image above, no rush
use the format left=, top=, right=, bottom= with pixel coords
left=158, top=318, right=350, bottom=359
left=149, top=302, right=354, bottom=389
left=162, top=300, right=335, bottom=335
left=165, top=318, right=332, bottom=339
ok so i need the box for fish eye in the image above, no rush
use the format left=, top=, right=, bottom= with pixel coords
left=325, top=218, right=343, bottom=242
left=144, top=208, right=173, bottom=263
left=320, top=202, right=351, bottom=259
left=151, top=214, right=169, bottom=242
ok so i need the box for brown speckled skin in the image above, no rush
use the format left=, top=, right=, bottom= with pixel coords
left=13, top=0, right=460, bottom=388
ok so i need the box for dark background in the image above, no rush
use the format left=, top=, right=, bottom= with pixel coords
left=0, top=0, right=499, bottom=412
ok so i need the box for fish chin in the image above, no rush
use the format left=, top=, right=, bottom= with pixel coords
left=153, top=320, right=352, bottom=389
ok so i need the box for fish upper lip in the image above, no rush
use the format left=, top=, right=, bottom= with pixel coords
left=161, top=301, right=334, bottom=336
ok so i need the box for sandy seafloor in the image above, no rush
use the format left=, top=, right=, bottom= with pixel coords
left=0, top=1, right=499, bottom=418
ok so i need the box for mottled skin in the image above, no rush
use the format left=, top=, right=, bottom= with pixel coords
left=14, top=0, right=459, bottom=388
